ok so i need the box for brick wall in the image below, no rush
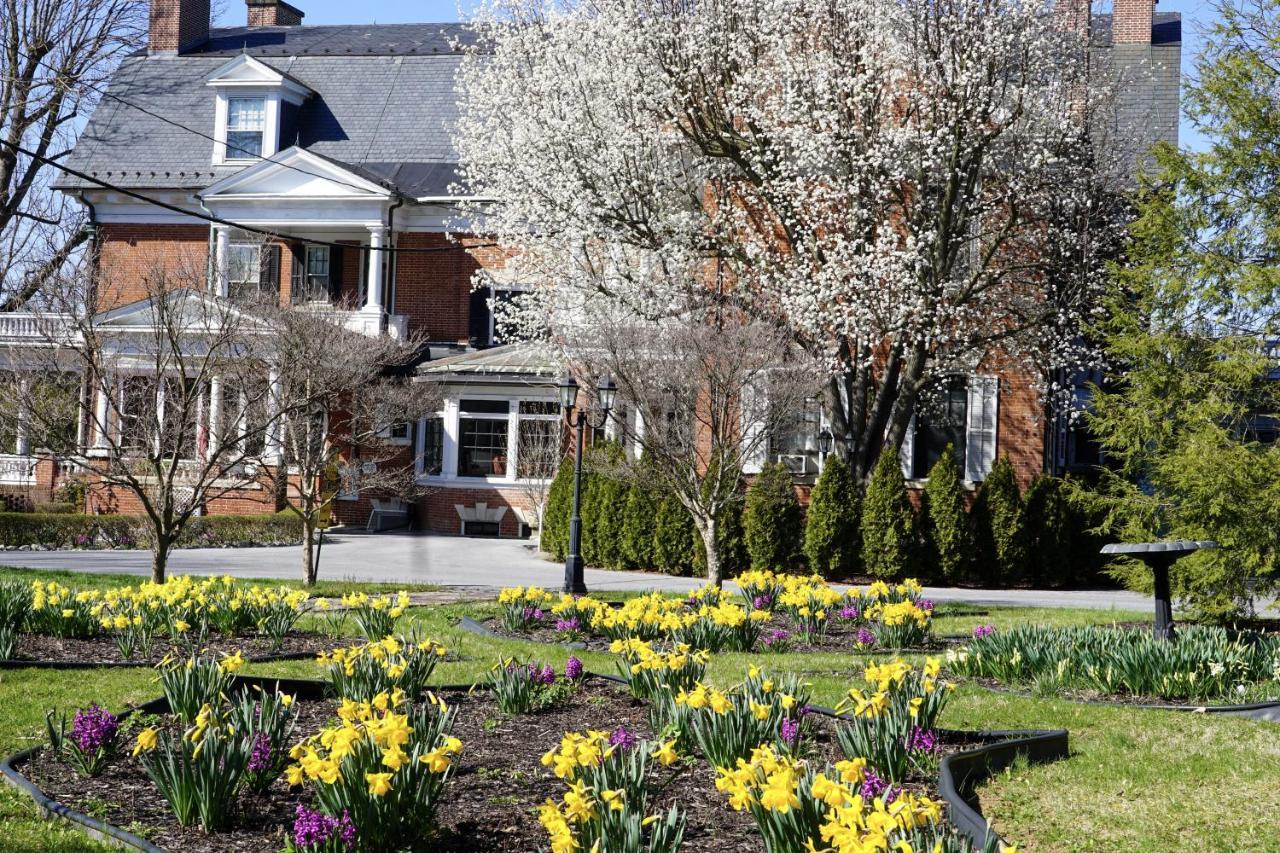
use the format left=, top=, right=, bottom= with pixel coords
left=393, top=233, right=487, bottom=342
left=995, top=368, right=1047, bottom=490
left=149, top=0, right=211, bottom=53
left=247, top=0, right=304, bottom=27
left=96, top=224, right=211, bottom=310
left=1112, top=0, right=1154, bottom=44
left=416, top=487, right=531, bottom=538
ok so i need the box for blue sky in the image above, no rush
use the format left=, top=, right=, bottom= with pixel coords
left=285, top=0, right=1215, bottom=152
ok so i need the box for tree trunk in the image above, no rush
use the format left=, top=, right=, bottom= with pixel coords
left=696, top=515, right=723, bottom=587
left=302, top=518, right=318, bottom=587
left=151, top=540, right=170, bottom=585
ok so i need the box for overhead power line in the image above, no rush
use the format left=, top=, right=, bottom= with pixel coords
left=0, top=138, right=496, bottom=257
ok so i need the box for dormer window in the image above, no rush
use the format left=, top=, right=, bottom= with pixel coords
left=226, top=98, right=266, bottom=159
left=207, top=55, right=313, bottom=166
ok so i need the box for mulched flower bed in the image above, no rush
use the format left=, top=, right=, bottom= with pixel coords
left=14, top=679, right=977, bottom=853
left=6, top=631, right=337, bottom=665
left=479, top=614, right=950, bottom=655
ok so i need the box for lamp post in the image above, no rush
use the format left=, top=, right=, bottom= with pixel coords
left=558, top=372, right=617, bottom=595
left=816, top=427, right=834, bottom=472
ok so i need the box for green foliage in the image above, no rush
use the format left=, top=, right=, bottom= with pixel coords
left=651, top=495, right=698, bottom=576
left=920, top=446, right=969, bottom=583
left=0, top=512, right=301, bottom=550
left=1023, top=475, right=1106, bottom=588
left=860, top=450, right=917, bottom=580
left=742, top=463, right=803, bottom=572
left=620, top=483, right=658, bottom=569
left=970, top=456, right=1026, bottom=585
left=802, top=455, right=861, bottom=579
left=541, top=457, right=575, bottom=560
left=1077, top=0, right=1280, bottom=619
left=582, top=441, right=628, bottom=569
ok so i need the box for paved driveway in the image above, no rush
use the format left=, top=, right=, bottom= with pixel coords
left=0, top=531, right=1161, bottom=611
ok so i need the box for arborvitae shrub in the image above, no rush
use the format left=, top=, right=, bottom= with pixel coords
left=921, top=445, right=971, bottom=583
left=742, top=462, right=803, bottom=571
left=1024, top=474, right=1106, bottom=587
left=860, top=450, right=917, bottom=580
left=651, top=495, right=698, bottom=576
left=971, top=455, right=1027, bottom=585
left=803, top=455, right=861, bottom=579
left=541, top=457, right=574, bottom=560
left=581, top=441, right=627, bottom=568
left=620, top=483, right=658, bottom=569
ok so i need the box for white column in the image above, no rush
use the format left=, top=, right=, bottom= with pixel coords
left=14, top=375, right=31, bottom=456
left=364, top=226, right=386, bottom=315
left=441, top=398, right=459, bottom=478
left=213, top=226, right=231, bottom=298
left=208, top=376, right=224, bottom=459
left=92, top=375, right=112, bottom=450
left=264, top=366, right=283, bottom=463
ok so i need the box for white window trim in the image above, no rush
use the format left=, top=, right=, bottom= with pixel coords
left=416, top=393, right=561, bottom=487
left=212, top=88, right=280, bottom=165
left=901, top=373, right=999, bottom=486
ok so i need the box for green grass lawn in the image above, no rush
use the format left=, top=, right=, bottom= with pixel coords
left=0, top=565, right=442, bottom=597
left=0, top=599, right=1275, bottom=851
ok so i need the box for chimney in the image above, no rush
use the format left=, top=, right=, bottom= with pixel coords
left=149, top=0, right=211, bottom=54
left=1113, top=0, right=1155, bottom=44
left=247, top=0, right=305, bottom=26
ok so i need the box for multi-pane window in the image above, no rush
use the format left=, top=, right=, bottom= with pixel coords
left=119, top=377, right=155, bottom=453
left=228, top=244, right=261, bottom=301
left=303, top=246, right=330, bottom=302
left=226, top=98, right=266, bottom=159
left=911, top=376, right=967, bottom=479
left=772, top=398, right=823, bottom=475
left=458, top=399, right=509, bottom=478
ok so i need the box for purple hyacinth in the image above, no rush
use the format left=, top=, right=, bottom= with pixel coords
left=918, top=599, right=935, bottom=612
left=565, top=655, right=583, bottom=681
left=247, top=733, right=273, bottom=773
left=855, top=627, right=876, bottom=647
left=839, top=604, right=861, bottom=621
left=752, top=594, right=773, bottom=610
left=522, top=606, right=544, bottom=622
left=528, top=663, right=556, bottom=685
left=973, top=624, right=996, bottom=639
left=780, top=717, right=800, bottom=747
left=907, top=727, right=939, bottom=754
left=555, top=617, right=581, bottom=633
left=762, top=628, right=791, bottom=649
left=71, top=704, right=119, bottom=754
left=292, top=804, right=356, bottom=850
left=608, top=726, right=638, bottom=751
left=860, top=769, right=888, bottom=800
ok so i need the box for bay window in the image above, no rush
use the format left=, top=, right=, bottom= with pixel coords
left=458, top=399, right=509, bottom=478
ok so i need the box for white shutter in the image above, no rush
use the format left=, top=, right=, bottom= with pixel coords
left=899, top=414, right=916, bottom=479
left=741, top=382, right=768, bottom=474
left=965, top=375, right=999, bottom=482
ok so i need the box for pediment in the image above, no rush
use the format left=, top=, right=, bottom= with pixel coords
left=201, top=147, right=393, bottom=200
left=206, top=55, right=312, bottom=101
left=94, top=289, right=268, bottom=333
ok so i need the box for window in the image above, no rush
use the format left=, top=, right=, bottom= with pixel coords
left=302, top=246, right=330, bottom=302
left=772, top=398, right=823, bottom=475
left=421, top=417, right=444, bottom=475
left=458, top=399, right=509, bottom=478
left=517, top=400, right=561, bottom=479
left=119, top=377, right=155, bottom=453
left=911, top=377, right=968, bottom=479
left=228, top=244, right=261, bottom=301
left=226, top=98, right=265, bottom=159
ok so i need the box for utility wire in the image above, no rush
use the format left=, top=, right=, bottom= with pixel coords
left=0, top=138, right=496, bottom=256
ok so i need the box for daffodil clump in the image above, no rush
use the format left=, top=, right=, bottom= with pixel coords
left=489, top=656, right=568, bottom=713
left=0, top=579, right=33, bottom=658
left=776, top=576, right=844, bottom=643
left=673, top=596, right=771, bottom=653
left=286, top=690, right=460, bottom=851
left=736, top=570, right=790, bottom=610
left=341, top=591, right=412, bottom=640
left=318, top=636, right=447, bottom=703
left=715, top=745, right=998, bottom=853
left=590, top=592, right=692, bottom=642
left=29, top=580, right=102, bottom=639
left=157, top=650, right=247, bottom=723
left=497, top=585, right=556, bottom=631
left=133, top=683, right=298, bottom=833
left=612, top=638, right=710, bottom=701
left=673, top=666, right=811, bottom=768
left=834, top=659, right=951, bottom=783
left=948, top=623, right=1280, bottom=703
left=538, top=729, right=686, bottom=853
left=863, top=600, right=933, bottom=649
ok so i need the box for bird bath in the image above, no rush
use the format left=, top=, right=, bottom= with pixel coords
left=1100, top=540, right=1217, bottom=640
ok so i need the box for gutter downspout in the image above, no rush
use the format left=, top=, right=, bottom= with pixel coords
left=76, top=192, right=99, bottom=455
left=196, top=194, right=219, bottom=294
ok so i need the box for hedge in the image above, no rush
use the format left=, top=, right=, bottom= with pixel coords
left=803, top=455, right=861, bottom=579
left=0, top=512, right=303, bottom=550
left=860, top=450, right=917, bottom=579
left=921, top=445, right=970, bottom=583
left=971, top=455, right=1027, bottom=585
left=743, top=462, right=803, bottom=572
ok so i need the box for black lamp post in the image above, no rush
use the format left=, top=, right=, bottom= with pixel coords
left=817, top=427, right=834, bottom=467
left=558, top=372, right=617, bottom=595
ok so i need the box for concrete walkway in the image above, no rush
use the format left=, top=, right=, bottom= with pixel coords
left=0, top=531, right=1161, bottom=611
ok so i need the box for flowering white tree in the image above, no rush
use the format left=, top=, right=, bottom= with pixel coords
left=456, top=0, right=1129, bottom=484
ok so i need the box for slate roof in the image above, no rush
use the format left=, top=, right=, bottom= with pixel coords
left=59, top=16, right=1179, bottom=199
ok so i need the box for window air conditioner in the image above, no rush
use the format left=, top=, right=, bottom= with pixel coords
left=777, top=454, right=812, bottom=475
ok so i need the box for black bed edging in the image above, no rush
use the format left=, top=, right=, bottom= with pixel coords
left=976, top=683, right=1280, bottom=722
left=2, top=672, right=1068, bottom=852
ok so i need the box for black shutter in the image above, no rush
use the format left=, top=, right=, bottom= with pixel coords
left=259, top=244, right=281, bottom=301
left=329, top=244, right=345, bottom=304
left=290, top=244, right=305, bottom=303
left=469, top=287, right=491, bottom=347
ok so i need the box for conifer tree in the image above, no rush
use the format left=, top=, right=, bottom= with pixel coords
left=970, top=455, right=1026, bottom=585
left=803, top=455, right=861, bottom=578
left=652, top=495, right=698, bottom=576
left=541, top=457, right=574, bottom=560
left=621, top=483, right=658, bottom=569
left=860, top=450, right=917, bottom=579
left=743, top=462, right=804, bottom=571
left=921, top=445, right=970, bottom=583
